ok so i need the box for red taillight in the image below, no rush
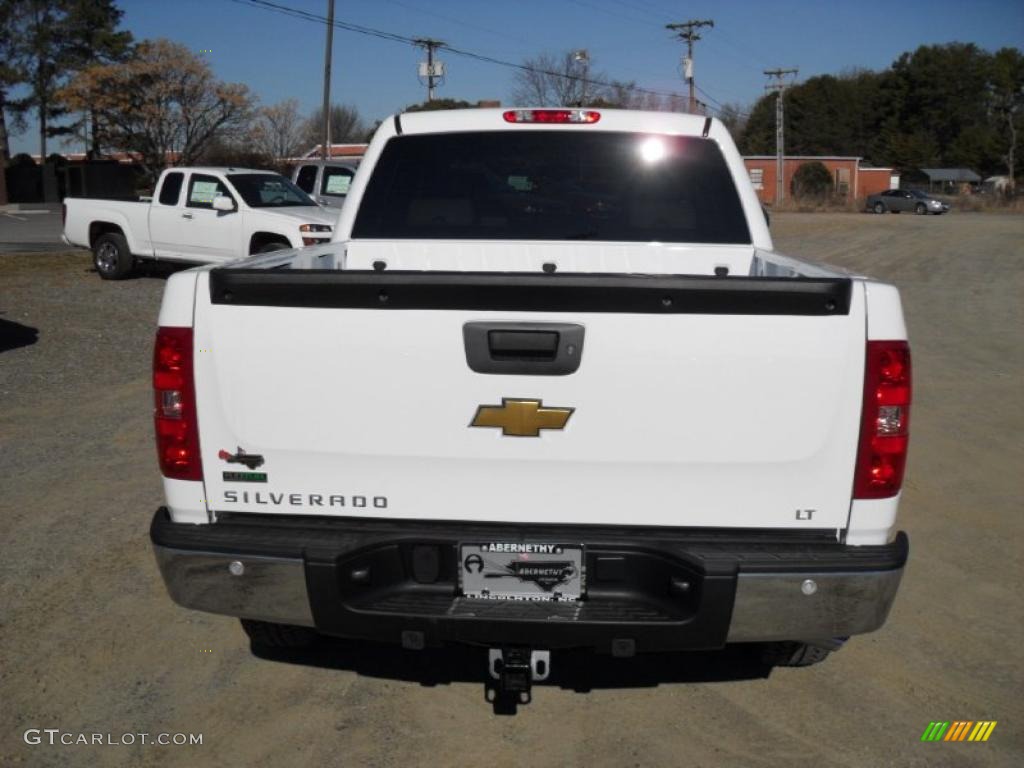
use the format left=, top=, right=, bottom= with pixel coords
left=854, top=340, right=911, bottom=499
left=153, top=327, right=202, bottom=481
left=502, top=109, right=601, bottom=124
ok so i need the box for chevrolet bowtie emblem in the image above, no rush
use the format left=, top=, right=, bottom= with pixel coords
left=470, top=398, right=574, bottom=437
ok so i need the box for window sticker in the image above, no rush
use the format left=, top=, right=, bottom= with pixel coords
left=324, top=174, right=351, bottom=195
left=507, top=175, right=533, bottom=192
left=190, top=180, right=219, bottom=204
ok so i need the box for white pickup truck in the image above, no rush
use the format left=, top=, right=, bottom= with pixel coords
left=149, top=109, right=911, bottom=703
left=62, top=167, right=338, bottom=279
left=291, top=159, right=360, bottom=209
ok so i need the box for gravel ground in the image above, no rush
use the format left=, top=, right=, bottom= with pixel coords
left=1, top=213, right=1022, bottom=767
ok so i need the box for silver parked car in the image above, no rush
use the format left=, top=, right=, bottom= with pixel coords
left=867, top=189, right=950, bottom=215
left=292, top=159, right=360, bottom=209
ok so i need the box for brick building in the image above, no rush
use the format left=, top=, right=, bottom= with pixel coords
left=296, top=143, right=369, bottom=160
left=743, top=156, right=898, bottom=205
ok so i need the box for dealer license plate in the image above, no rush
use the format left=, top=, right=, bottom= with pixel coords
left=459, top=542, right=584, bottom=601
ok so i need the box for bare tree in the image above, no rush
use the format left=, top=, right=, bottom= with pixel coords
left=511, top=53, right=685, bottom=111
left=250, top=99, right=305, bottom=161
left=598, top=80, right=644, bottom=109
left=301, top=104, right=364, bottom=153
left=59, top=39, right=253, bottom=182
left=991, top=47, right=1023, bottom=194
left=664, top=93, right=688, bottom=113
left=638, top=92, right=666, bottom=111
left=717, top=102, right=749, bottom=137
left=512, top=52, right=608, bottom=107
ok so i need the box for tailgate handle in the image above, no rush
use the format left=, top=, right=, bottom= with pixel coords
left=463, top=322, right=584, bottom=376
left=488, top=330, right=558, bottom=360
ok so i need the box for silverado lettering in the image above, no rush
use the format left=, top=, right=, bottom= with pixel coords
left=223, top=491, right=387, bottom=508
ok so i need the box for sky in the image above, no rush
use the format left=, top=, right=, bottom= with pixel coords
left=9, top=0, right=1024, bottom=156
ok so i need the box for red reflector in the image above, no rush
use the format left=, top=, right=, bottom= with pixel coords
left=153, top=327, right=202, bottom=481
left=854, top=340, right=911, bottom=499
left=503, top=109, right=601, bottom=124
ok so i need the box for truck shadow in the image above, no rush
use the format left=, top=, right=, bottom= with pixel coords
left=251, top=640, right=773, bottom=714
left=0, top=318, right=39, bottom=353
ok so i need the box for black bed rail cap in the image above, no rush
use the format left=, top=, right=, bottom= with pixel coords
left=208, top=269, right=852, bottom=316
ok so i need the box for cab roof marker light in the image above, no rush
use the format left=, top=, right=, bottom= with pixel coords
left=503, top=109, right=601, bottom=124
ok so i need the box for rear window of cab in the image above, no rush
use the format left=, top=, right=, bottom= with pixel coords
left=352, top=131, right=750, bottom=244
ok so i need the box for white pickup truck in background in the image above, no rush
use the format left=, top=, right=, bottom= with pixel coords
left=149, top=109, right=911, bottom=704
left=62, top=167, right=338, bottom=279
left=292, top=159, right=361, bottom=209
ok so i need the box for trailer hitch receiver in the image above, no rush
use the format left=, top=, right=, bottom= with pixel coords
left=487, top=647, right=550, bottom=705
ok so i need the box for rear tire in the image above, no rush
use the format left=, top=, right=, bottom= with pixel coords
left=255, top=241, right=290, bottom=254
left=240, top=619, right=319, bottom=649
left=92, top=232, right=134, bottom=280
left=872, top=202, right=885, bottom=214
left=760, top=641, right=832, bottom=668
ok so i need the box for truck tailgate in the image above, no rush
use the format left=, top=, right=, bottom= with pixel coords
left=193, top=269, right=864, bottom=531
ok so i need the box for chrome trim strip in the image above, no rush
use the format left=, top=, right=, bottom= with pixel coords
left=153, top=546, right=314, bottom=627
left=726, top=568, right=904, bottom=642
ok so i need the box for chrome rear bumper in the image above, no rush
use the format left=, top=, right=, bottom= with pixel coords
left=154, top=544, right=904, bottom=642
left=726, top=568, right=903, bottom=642
left=152, top=510, right=907, bottom=649
left=155, top=547, right=315, bottom=627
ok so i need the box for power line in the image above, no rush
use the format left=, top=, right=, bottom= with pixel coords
left=615, top=0, right=677, bottom=17
left=558, top=2, right=762, bottom=115
left=566, top=0, right=659, bottom=28
left=607, top=0, right=670, bottom=23
left=227, top=0, right=415, bottom=46
left=228, top=0, right=726, bottom=109
left=381, top=0, right=531, bottom=47
left=695, top=85, right=751, bottom=118
left=708, top=26, right=776, bottom=72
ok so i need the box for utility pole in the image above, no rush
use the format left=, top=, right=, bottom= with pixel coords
left=572, top=49, right=590, bottom=106
left=415, top=38, right=446, bottom=102
left=320, top=0, right=335, bottom=160
left=666, top=19, right=714, bottom=114
left=764, top=68, right=798, bottom=205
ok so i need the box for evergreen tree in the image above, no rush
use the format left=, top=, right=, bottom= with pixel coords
left=739, top=43, right=1022, bottom=178
left=3, top=0, right=132, bottom=159
left=60, top=0, right=134, bottom=156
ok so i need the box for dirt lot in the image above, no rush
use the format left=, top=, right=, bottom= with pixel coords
left=1, top=212, right=1022, bottom=767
